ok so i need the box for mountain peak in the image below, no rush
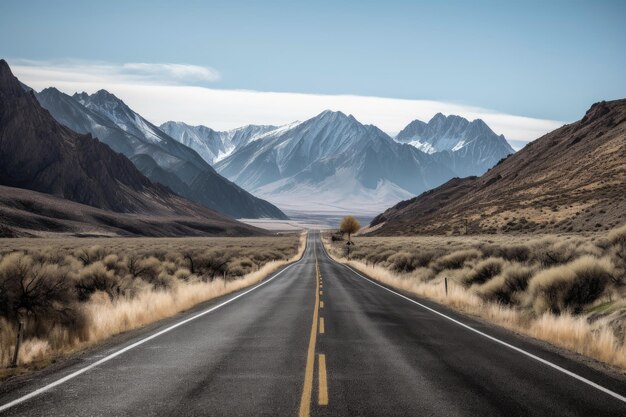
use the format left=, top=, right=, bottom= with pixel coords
left=317, top=109, right=349, bottom=118
left=395, top=111, right=513, bottom=174
left=40, top=86, right=62, bottom=95
left=0, top=59, right=24, bottom=96
left=0, top=59, right=10, bottom=75
left=312, top=109, right=360, bottom=127
left=73, top=89, right=124, bottom=105
left=580, top=100, right=611, bottom=125
left=468, top=117, right=494, bottom=133
left=92, top=89, right=124, bottom=103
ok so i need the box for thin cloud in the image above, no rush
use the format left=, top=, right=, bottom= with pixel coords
left=10, top=59, right=564, bottom=145
left=120, top=63, right=220, bottom=83
left=12, top=59, right=220, bottom=85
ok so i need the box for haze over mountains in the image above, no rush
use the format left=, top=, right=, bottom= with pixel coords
left=369, top=99, right=626, bottom=235
left=0, top=59, right=262, bottom=236
left=35, top=88, right=287, bottom=219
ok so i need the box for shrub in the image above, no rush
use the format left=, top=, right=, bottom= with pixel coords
left=432, top=249, right=481, bottom=272
left=482, top=244, right=530, bottom=262
left=463, top=258, right=506, bottom=286
left=607, top=223, right=626, bottom=246
left=173, top=268, right=192, bottom=281
left=478, top=264, right=534, bottom=304
left=75, top=245, right=105, bottom=265
left=74, top=262, right=119, bottom=301
left=527, top=256, right=614, bottom=314
left=135, top=256, right=161, bottom=286
left=389, top=252, right=419, bottom=273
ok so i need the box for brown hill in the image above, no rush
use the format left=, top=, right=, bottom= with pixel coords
left=0, top=185, right=260, bottom=237
left=369, top=99, right=626, bottom=235
left=0, top=59, right=263, bottom=236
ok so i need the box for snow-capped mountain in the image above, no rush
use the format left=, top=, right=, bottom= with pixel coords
left=396, top=113, right=515, bottom=176
left=36, top=88, right=287, bottom=219
left=214, top=110, right=455, bottom=214
left=160, top=121, right=278, bottom=165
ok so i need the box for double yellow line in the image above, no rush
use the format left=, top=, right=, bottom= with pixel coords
left=298, top=240, right=328, bottom=417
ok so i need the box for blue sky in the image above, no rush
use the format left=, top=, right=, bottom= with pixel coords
left=1, top=0, right=625, bottom=143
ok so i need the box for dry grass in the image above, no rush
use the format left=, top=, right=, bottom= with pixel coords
left=324, top=226, right=626, bottom=371
left=0, top=233, right=305, bottom=372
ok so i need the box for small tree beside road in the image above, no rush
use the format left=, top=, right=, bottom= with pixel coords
left=340, top=216, right=361, bottom=260
left=340, top=216, right=361, bottom=243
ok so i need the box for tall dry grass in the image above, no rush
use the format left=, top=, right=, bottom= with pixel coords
left=0, top=233, right=305, bottom=369
left=324, top=226, right=626, bottom=370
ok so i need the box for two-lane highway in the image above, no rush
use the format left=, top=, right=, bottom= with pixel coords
left=0, top=232, right=625, bottom=416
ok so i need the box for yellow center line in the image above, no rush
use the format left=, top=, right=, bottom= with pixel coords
left=298, top=243, right=320, bottom=417
left=318, top=354, right=328, bottom=406
left=319, top=317, right=325, bottom=334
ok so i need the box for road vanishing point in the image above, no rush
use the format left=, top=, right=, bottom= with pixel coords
left=0, top=233, right=625, bottom=416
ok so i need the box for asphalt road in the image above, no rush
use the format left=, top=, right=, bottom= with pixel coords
left=0, top=232, right=625, bottom=416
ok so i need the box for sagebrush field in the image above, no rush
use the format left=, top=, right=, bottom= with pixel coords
left=325, top=225, right=626, bottom=370
left=0, top=234, right=304, bottom=373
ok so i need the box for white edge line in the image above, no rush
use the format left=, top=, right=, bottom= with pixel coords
left=0, top=237, right=309, bottom=413
left=319, top=237, right=626, bottom=404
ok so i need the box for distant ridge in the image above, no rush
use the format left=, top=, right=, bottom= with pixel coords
left=160, top=121, right=278, bottom=165
left=396, top=113, right=515, bottom=177
left=214, top=110, right=455, bottom=214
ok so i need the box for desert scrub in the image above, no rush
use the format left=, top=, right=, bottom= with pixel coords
left=0, top=234, right=304, bottom=370
left=324, top=226, right=626, bottom=370
left=527, top=256, right=615, bottom=314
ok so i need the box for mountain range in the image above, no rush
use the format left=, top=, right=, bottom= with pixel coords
left=2, top=55, right=521, bottom=227
left=35, top=88, right=287, bottom=219
left=3, top=56, right=620, bottom=237
left=368, top=99, right=626, bottom=235
left=0, top=59, right=263, bottom=236
left=202, top=111, right=512, bottom=215
left=32, top=71, right=514, bottom=218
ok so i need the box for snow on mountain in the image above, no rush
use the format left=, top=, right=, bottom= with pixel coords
left=36, top=89, right=288, bottom=219
left=214, top=110, right=455, bottom=215
left=396, top=113, right=515, bottom=176
left=73, top=90, right=207, bottom=174
left=160, top=122, right=279, bottom=165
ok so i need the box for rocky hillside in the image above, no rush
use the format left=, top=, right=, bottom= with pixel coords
left=369, top=99, right=626, bottom=235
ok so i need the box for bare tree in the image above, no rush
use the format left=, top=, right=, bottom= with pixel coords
left=0, top=253, right=74, bottom=367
